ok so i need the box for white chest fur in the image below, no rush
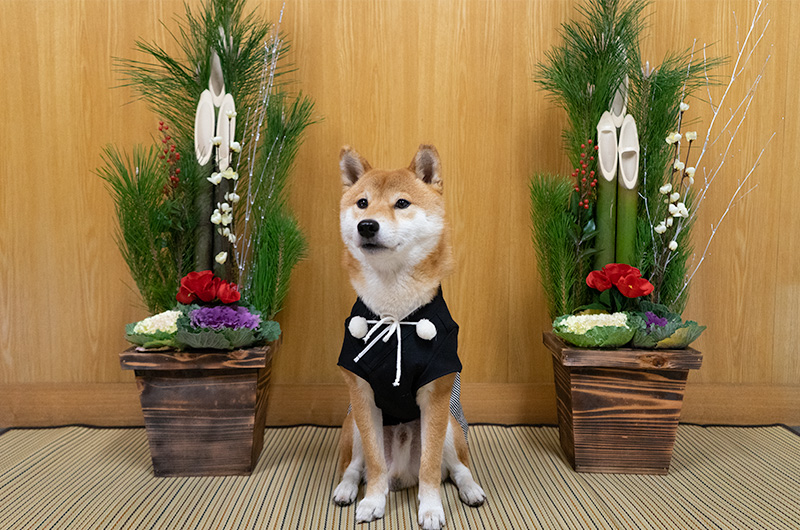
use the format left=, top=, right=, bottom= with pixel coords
left=351, top=266, right=438, bottom=320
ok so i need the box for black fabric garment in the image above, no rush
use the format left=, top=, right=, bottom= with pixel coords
left=338, top=290, right=462, bottom=425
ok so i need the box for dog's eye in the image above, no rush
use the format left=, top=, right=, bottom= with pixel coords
left=395, top=199, right=411, bottom=209
left=357, top=198, right=368, bottom=209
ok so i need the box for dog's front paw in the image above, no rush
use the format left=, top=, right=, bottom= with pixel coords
left=458, top=482, right=487, bottom=507
left=332, top=479, right=359, bottom=506
left=418, top=499, right=446, bottom=530
left=355, top=494, right=386, bottom=523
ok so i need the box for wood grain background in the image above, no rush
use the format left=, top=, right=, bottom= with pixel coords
left=2, top=0, right=797, bottom=426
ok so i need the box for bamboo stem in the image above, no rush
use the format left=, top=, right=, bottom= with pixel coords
left=195, top=173, right=214, bottom=272
left=615, top=183, right=637, bottom=265
left=594, top=176, right=616, bottom=269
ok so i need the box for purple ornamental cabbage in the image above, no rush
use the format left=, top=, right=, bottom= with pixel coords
left=644, top=311, right=669, bottom=332
left=190, top=305, right=261, bottom=330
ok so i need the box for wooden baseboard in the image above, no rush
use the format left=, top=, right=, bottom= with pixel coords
left=2, top=382, right=799, bottom=428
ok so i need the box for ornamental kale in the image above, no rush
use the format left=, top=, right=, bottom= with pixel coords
left=644, top=311, right=669, bottom=330
left=190, top=305, right=261, bottom=330
left=630, top=301, right=705, bottom=349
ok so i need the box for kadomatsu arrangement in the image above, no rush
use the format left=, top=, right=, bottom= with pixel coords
left=528, top=0, right=739, bottom=349
left=99, top=0, right=315, bottom=351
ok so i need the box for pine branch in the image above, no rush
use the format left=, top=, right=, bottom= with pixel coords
left=535, top=0, right=647, bottom=166
left=97, top=145, right=183, bottom=313
left=530, top=174, right=581, bottom=319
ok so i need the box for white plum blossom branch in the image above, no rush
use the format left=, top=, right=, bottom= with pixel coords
left=668, top=0, right=773, bottom=307
left=691, top=54, right=770, bottom=215
left=673, top=133, right=773, bottom=303
left=233, top=3, right=286, bottom=291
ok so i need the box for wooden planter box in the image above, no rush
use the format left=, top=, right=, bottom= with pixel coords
left=543, top=332, right=702, bottom=475
left=119, top=341, right=277, bottom=477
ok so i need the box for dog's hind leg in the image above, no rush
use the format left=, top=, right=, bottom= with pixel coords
left=333, top=413, right=362, bottom=506
left=443, top=415, right=486, bottom=507
left=340, top=368, right=388, bottom=522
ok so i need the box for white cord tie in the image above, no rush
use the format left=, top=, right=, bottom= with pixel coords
left=350, top=315, right=436, bottom=387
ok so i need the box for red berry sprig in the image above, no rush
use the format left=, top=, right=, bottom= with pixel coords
left=158, top=121, right=181, bottom=196
left=572, top=140, right=599, bottom=210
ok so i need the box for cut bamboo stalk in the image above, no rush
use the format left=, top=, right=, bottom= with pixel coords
left=616, top=115, right=639, bottom=265
left=595, top=111, right=618, bottom=269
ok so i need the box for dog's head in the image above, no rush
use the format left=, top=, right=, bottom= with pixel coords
left=339, top=145, right=447, bottom=273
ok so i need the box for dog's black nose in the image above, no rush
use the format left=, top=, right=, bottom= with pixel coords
left=357, top=219, right=380, bottom=238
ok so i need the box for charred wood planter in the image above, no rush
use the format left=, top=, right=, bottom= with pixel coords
left=543, top=332, right=702, bottom=475
left=119, top=341, right=277, bottom=477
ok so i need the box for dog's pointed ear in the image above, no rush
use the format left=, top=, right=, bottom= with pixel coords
left=409, top=145, right=442, bottom=188
left=340, top=146, right=371, bottom=187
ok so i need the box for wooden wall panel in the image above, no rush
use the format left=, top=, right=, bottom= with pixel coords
left=1, top=0, right=797, bottom=425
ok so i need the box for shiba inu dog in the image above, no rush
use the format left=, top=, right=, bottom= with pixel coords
left=333, top=145, right=486, bottom=529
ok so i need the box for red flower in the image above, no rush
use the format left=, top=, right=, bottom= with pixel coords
left=586, top=263, right=655, bottom=300
left=601, top=263, right=642, bottom=285
left=586, top=270, right=612, bottom=291
left=176, top=270, right=218, bottom=304
left=615, top=273, right=655, bottom=298
left=176, top=270, right=242, bottom=305
left=216, top=281, right=241, bottom=304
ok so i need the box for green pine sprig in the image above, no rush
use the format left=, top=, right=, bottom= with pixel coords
left=530, top=174, right=582, bottom=319
left=98, top=144, right=193, bottom=313
left=115, top=0, right=289, bottom=160
left=535, top=0, right=646, bottom=167
left=238, top=90, right=317, bottom=318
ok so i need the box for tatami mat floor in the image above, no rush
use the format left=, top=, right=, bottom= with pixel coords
left=1, top=424, right=799, bottom=529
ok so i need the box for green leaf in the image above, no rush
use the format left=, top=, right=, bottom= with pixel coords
left=573, top=302, right=608, bottom=313
left=629, top=308, right=705, bottom=349
left=655, top=321, right=706, bottom=349
left=258, top=320, right=281, bottom=342
left=175, top=329, right=233, bottom=350
left=569, top=191, right=580, bottom=218
left=638, top=300, right=682, bottom=323
left=222, top=328, right=260, bottom=350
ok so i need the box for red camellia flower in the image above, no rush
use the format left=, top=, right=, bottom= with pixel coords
left=216, top=281, right=241, bottom=304
left=585, top=263, right=654, bottom=299
left=615, top=273, right=655, bottom=298
left=586, top=270, right=612, bottom=291
left=601, top=263, right=641, bottom=285
left=176, top=270, right=218, bottom=304
left=176, top=270, right=242, bottom=305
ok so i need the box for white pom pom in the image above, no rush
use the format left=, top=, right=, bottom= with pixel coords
left=349, top=316, right=368, bottom=339
left=416, top=319, right=437, bottom=340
